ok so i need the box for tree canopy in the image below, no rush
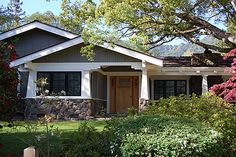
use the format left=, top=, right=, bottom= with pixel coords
left=24, top=11, right=59, bottom=26
left=60, top=0, right=236, bottom=54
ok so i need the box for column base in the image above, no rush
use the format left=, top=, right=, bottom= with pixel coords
left=139, top=98, right=149, bottom=112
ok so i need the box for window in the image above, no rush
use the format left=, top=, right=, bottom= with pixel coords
left=154, top=80, right=186, bottom=99
left=37, top=72, right=81, bottom=96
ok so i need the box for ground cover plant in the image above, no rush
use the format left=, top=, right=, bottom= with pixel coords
left=64, top=114, right=224, bottom=157
left=145, top=93, right=236, bottom=156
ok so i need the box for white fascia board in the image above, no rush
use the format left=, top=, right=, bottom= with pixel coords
left=101, top=43, right=163, bottom=66
left=27, top=62, right=142, bottom=71
left=10, top=37, right=83, bottom=67
left=0, top=21, right=78, bottom=40
left=161, top=67, right=228, bottom=71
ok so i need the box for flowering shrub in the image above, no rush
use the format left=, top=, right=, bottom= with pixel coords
left=0, top=41, right=18, bottom=120
left=209, top=48, right=236, bottom=101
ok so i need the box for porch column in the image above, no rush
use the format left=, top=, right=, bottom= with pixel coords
left=202, top=75, right=208, bottom=94
left=26, top=70, right=37, bottom=98
left=140, top=69, right=149, bottom=99
left=140, top=61, right=149, bottom=111
left=81, top=70, right=91, bottom=98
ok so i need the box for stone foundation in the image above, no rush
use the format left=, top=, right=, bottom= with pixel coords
left=139, top=99, right=149, bottom=112
left=17, top=98, right=106, bottom=120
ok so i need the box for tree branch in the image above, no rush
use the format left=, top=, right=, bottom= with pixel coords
left=183, top=34, right=232, bottom=52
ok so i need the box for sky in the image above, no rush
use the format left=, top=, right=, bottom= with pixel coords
left=0, top=0, right=63, bottom=15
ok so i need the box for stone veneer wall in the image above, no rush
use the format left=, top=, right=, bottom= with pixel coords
left=18, top=98, right=106, bottom=120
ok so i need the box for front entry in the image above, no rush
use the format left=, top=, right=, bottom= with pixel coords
left=110, top=76, right=139, bottom=113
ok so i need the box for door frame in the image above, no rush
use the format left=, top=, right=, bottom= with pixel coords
left=106, top=72, right=141, bottom=113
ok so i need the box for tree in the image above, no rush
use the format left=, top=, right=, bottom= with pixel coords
left=61, top=0, right=236, bottom=54
left=0, top=42, right=18, bottom=120
left=7, top=0, right=25, bottom=28
left=24, top=11, right=60, bottom=26
left=0, top=0, right=25, bottom=32
left=60, top=0, right=96, bottom=34
left=209, top=48, right=236, bottom=101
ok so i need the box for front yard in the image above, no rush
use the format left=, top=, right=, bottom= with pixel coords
left=0, top=120, right=106, bottom=156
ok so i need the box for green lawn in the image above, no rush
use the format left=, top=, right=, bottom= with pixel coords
left=0, top=120, right=106, bottom=156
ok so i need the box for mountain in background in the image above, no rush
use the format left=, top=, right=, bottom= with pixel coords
left=150, top=36, right=218, bottom=57
left=120, top=36, right=219, bottom=57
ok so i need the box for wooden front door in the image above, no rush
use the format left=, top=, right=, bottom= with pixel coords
left=110, top=76, right=139, bottom=113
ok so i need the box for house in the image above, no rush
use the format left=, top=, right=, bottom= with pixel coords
left=0, top=21, right=230, bottom=118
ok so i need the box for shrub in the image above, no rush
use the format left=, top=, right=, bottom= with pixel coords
left=107, top=115, right=224, bottom=157
left=144, top=93, right=236, bottom=154
left=63, top=122, right=113, bottom=157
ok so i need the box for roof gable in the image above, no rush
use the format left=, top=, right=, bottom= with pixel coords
left=10, top=37, right=163, bottom=67
left=0, top=21, right=78, bottom=40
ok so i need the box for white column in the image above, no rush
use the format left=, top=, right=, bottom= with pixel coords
left=140, top=68, right=149, bottom=99
left=202, top=75, right=208, bottom=94
left=26, top=70, right=37, bottom=98
left=81, top=70, right=91, bottom=98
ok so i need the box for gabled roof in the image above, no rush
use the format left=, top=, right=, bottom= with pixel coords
left=0, top=20, right=78, bottom=40
left=10, top=37, right=163, bottom=67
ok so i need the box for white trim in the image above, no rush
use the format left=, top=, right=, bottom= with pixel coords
left=101, top=43, right=163, bottom=66
left=140, top=68, right=149, bottom=99
left=26, top=70, right=37, bottom=98
left=149, top=67, right=230, bottom=76
left=10, top=37, right=163, bottom=67
left=81, top=70, right=91, bottom=98
left=0, top=21, right=78, bottom=41
left=26, top=62, right=142, bottom=71
left=35, top=96, right=92, bottom=99
left=202, top=75, right=208, bottom=93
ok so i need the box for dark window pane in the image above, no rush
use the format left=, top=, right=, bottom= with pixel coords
left=165, top=81, right=175, bottom=97
left=176, top=81, right=186, bottom=95
left=154, top=81, right=164, bottom=99
left=154, top=80, right=187, bottom=100
left=67, top=72, right=81, bottom=96
left=52, top=73, right=65, bottom=93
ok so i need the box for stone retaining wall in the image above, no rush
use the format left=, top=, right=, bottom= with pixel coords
left=17, top=98, right=107, bottom=120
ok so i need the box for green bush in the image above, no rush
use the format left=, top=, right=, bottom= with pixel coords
left=144, top=93, right=236, bottom=154
left=63, top=122, right=113, bottom=157
left=107, top=115, right=224, bottom=157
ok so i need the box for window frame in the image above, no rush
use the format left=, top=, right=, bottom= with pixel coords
left=37, top=71, right=82, bottom=96
left=154, top=80, right=187, bottom=100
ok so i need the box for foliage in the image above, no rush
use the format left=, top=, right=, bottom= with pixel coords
left=0, top=42, right=18, bottom=120
left=24, top=11, right=60, bottom=26
left=210, top=48, right=236, bottom=101
left=8, top=0, right=25, bottom=26
left=0, top=0, right=25, bottom=32
left=63, top=122, right=113, bottom=157
left=60, top=0, right=96, bottom=34
left=144, top=93, right=236, bottom=154
left=106, top=115, right=224, bottom=157
left=127, top=106, right=138, bottom=116
left=60, top=0, right=236, bottom=57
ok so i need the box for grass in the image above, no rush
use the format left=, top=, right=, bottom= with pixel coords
left=0, top=120, right=106, bottom=157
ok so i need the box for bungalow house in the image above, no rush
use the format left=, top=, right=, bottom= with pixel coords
left=0, top=21, right=230, bottom=118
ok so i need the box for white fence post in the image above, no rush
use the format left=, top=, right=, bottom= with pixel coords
left=23, top=146, right=38, bottom=157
